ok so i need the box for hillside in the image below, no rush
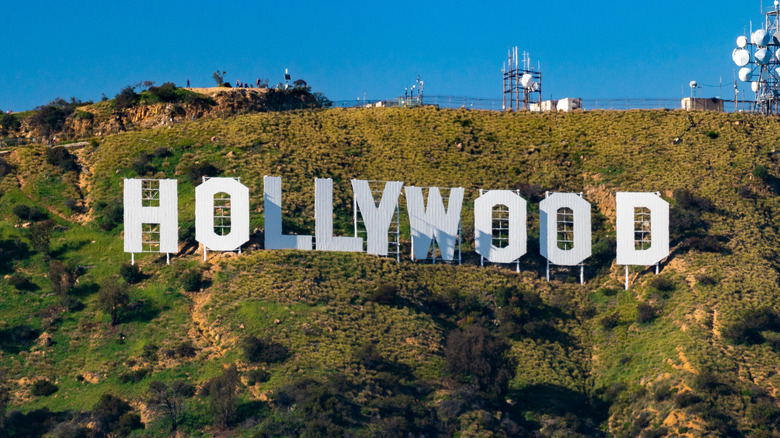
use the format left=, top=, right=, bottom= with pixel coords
left=1, top=107, right=780, bottom=437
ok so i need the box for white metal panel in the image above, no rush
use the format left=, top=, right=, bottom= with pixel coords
left=123, top=178, right=178, bottom=253
left=351, top=179, right=403, bottom=256
left=405, top=186, right=464, bottom=261
left=263, top=176, right=312, bottom=250
left=616, top=192, right=670, bottom=266
left=474, top=190, right=527, bottom=264
left=195, top=177, right=250, bottom=251
left=314, top=178, right=363, bottom=252
left=539, top=193, right=592, bottom=266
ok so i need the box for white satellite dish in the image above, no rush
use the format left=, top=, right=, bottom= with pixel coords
left=689, top=80, right=698, bottom=88
left=773, top=67, right=780, bottom=78
left=756, top=48, right=772, bottom=64
left=739, top=67, right=753, bottom=82
left=733, top=48, right=751, bottom=66
left=752, top=81, right=761, bottom=92
left=753, top=29, right=771, bottom=46
left=737, top=35, right=749, bottom=48
left=775, top=48, right=780, bottom=60
left=520, top=73, right=535, bottom=89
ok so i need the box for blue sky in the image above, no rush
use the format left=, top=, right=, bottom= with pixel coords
left=0, top=0, right=770, bottom=110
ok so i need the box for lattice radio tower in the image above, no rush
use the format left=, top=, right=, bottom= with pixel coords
left=502, top=47, right=541, bottom=111
left=733, top=1, right=780, bottom=115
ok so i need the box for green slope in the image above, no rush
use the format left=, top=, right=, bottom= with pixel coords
left=1, top=107, right=780, bottom=436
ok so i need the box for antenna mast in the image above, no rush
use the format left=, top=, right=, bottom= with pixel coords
left=502, top=46, right=541, bottom=111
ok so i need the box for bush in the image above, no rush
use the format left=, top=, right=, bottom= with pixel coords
left=142, top=344, right=158, bottom=361
left=246, top=368, right=270, bottom=385
left=46, top=147, right=80, bottom=172
left=368, top=283, right=398, bottom=305
left=174, top=340, right=197, bottom=358
left=97, top=281, right=129, bottom=325
left=94, top=200, right=123, bottom=231
left=29, top=99, right=76, bottom=136
left=31, top=379, right=58, bottom=396
left=686, top=235, right=725, bottom=253
left=152, top=147, right=172, bottom=158
left=706, top=131, right=719, bottom=139
left=118, top=368, right=149, bottom=383
left=695, top=274, right=717, bottom=286
left=445, top=325, right=515, bottom=399
left=599, top=312, right=620, bottom=330
left=184, top=162, right=219, bottom=183
left=636, top=302, right=656, bottom=323
left=92, top=393, right=143, bottom=435
left=12, top=204, right=47, bottom=221
left=202, top=365, right=239, bottom=429
left=180, top=269, right=202, bottom=292
left=673, top=392, right=702, bottom=408
left=63, top=197, right=79, bottom=211
left=114, top=86, right=139, bottom=110
left=119, top=263, right=142, bottom=284
left=131, top=152, right=153, bottom=175
left=753, top=165, right=769, bottom=180
left=648, top=276, right=675, bottom=292
left=242, top=335, right=289, bottom=363
left=147, top=82, right=178, bottom=102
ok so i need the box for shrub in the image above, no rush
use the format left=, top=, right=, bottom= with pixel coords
left=444, top=325, right=515, bottom=399
left=29, top=220, right=54, bottom=255
left=174, top=340, right=197, bottom=358
left=97, top=281, right=129, bottom=325
left=180, top=269, right=202, bottom=292
left=119, top=263, right=142, bottom=284
left=118, top=368, right=149, bottom=383
left=673, top=392, right=702, bottom=408
left=246, top=368, right=270, bottom=385
left=12, top=204, right=47, bottom=221
left=184, top=162, right=219, bottom=183
left=94, top=200, right=123, bottom=231
left=636, top=302, right=656, bottom=323
left=92, top=394, right=143, bottom=435
left=202, top=365, right=239, bottom=429
left=131, top=152, right=153, bottom=175
left=648, top=276, right=675, bottom=292
left=242, top=336, right=288, bottom=363
left=114, top=86, right=139, bottom=110
left=46, top=147, right=80, bottom=172
left=152, top=147, right=172, bottom=157
left=368, top=283, right=398, bottom=304
left=599, top=312, right=620, bottom=330
left=142, top=344, right=158, bottom=361
left=753, top=165, right=769, bottom=180
left=63, top=197, right=79, bottom=211
left=705, top=131, right=719, bottom=139
left=355, top=343, right=385, bottom=370
left=147, top=82, right=178, bottom=102
left=31, top=379, right=58, bottom=396
left=695, top=274, right=717, bottom=286
left=29, top=99, right=76, bottom=136
left=49, top=260, right=76, bottom=300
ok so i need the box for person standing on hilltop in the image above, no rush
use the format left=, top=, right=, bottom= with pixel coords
left=187, top=79, right=190, bottom=88
left=236, top=79, right=240, bottom=88
left=256, top=78, right=261, bottom=87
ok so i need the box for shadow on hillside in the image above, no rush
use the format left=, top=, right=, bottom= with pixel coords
left=509, top=383, right=610, bottom=433
left=122, top=299, right=163, bottom=324
left=70, top=282, right=99, bottom=298
left=0, top=325, right=40, bottom=354
left=0, top=238, right=31, bottom=274
left=49, top=240, right=89, bottom=259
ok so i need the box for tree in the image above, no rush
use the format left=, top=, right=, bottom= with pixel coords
left=444, top=325, right=515, bottom=399
left=92, top=393, right=143, bottom=436
left=147, top=380, right=194, bottom=432
left=119, top=263, right=142, bottom=284
left=203, top=365, right=239, bottom=429
left=49, top=260, right=75, bottom=301
left=114, top=86, right=139, bottom=110
left=213, top=70, right=227, bottom=87
left=28, top=220, right=54, bottom=257
left=98, top=281, right=130, bottom=325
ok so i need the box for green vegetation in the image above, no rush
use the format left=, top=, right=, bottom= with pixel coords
left=0, top=107, right=779, bottom=435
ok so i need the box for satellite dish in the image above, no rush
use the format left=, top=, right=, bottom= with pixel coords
left=737, top=35, right=748, bottom=48
left=520, top=73, right=535, bottom=88
left=733, top=48, right=751, bottom=66
left=775, top=48, right=780, bottom=60
left=753, top=29, right=771, bottom=46
left=752, top=81, right=761, bottom=92
left=739, top=67, right=753, bottom=82
left=773, top=66, right=780, bottom=78
left=756, top=48, right=772, bottom=64
left=689, top=80, right=698, bottom=88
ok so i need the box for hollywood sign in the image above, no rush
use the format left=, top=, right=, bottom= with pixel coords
left=124, top=177, right=669, bottom=286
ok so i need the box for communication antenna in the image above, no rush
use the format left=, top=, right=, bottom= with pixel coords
left=502, top=46, right=542, bottom=111
left=733, top=1, right=780, bottom=114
